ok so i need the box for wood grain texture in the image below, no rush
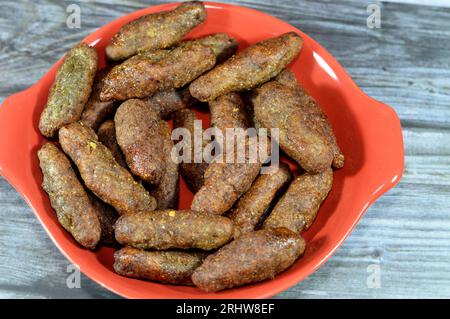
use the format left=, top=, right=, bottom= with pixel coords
left=0, top=0, right=449, bottom=299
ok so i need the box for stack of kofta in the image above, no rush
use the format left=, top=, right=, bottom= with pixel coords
left=37, top=1, right=344, bottom=292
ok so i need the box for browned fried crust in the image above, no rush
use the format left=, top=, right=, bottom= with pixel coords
left=252, top=80, right=333, bottom=173
left=263, top=168, right=333, bottom=233
left=191, top=228, right=306, bottom=292
left=114, top=99, right=168, bottom=184
left=89, top=194, right=119, bottom=245
left=229, top=163, right=292, bottom=237
left=58, top=122, right=156, bottom=214
left=97, top=120, right=127, bottom=168
left=148, top=122, right=179, bottom=210
left=105, top=1, right=207, bottom=61
left=114, top=210, right=234, bottom=250
left=39, top=43, right=98, bottom=137
left=37, top=143, right=101, bottom=249
left=189, top=32, right=303, bottom=102
left=113, top=247, right=206, bottom=285
left=100, top=42, right=216, bottom=101
left=80, top=68, right=117, bottom=131
left=209, top=92, right=251, bottom=130
left=140, top=87, right=195, bottom=119
left=191, top=93, right=263, bottom=215
left=173, top=108, right=208, bottom=193
left=185, top=33, right=238, bottom=64
left=275, top=70, right=344, bottom=168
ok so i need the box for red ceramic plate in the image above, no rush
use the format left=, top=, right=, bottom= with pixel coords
left=0, top=2, right=404, bottom=299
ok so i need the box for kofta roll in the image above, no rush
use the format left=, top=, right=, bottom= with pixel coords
left=114, top=210, right=234, bottom=250
left=113, top=247, right=206, bottom=285
left=191, top=228, right=306, bottom=292
left=229, top=163, right=292, bottom=237
left=191, top=93, right=264, bottom=215
left=58, top=122, right=157, bottom=214
left=191, top=162, right=262, bottom=215
left=189, top=32, right=302, bottom=102
left=114, top=99, right=170, bottom=185
left=141, top=87, right=195, bottom=119
left=100, top=33, right=238, bottom=101
left=252, top=80, right=333, bottom=173
left=37, top=143, right=101, bottom=249
left=39, top=43, right=98, bottom=137
left=105, top=1, right=207, bottom=61
left=275, top=69, right=344, bottom=168
left=97, top=120, right=127, bottom=168
left=89, top=194, right=119, bottom=245
left=80, top=68, right=117, bottom=131
left=188, top=32, right=238, bottom=64
left=173, top=108, right=208, bottom=193
left=100, top=42, right=216, bottom=101
left=263, top=168, right=333, bottom=233
left=148, top=128, right=179, bottom=210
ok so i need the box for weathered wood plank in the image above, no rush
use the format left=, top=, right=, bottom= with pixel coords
left=0, top=0, right=449, bottom=298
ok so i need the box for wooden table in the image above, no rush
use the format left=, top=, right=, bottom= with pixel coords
left=0, top=0, right=449, bottom=298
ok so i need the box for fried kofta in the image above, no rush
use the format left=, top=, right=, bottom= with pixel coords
left=97, top=120, right=127, bottom=168
left=229, top=163, right=292, bottom=237
left=191, top=93, right=267, bottom=215
left=106, top=1, right=207, bottom=61
left=58, top=122, right=157, bottom=214
left=39, top=43, right=97, bottom=137
left=113, top=247, right=206, bottom=285
left=140, top=87, right=195, bottom=119
left=100, top=42, right=215, bottom=101
left=275, top=69, right=344, bottom=168
left=263, top=168, right=333, bottom=233
left=252, top=80, right=333, bottom=173
left=191, top=228, right=306, bottom=292
left=189, top=32, right=302, bottom=101
left=37, top=143, right=101, bottom=249
left=114, top=210, right=234, bottom=250
left=114, top=99, right=168, bottom=184
left=80, top=68, right=117, bottom=131
left=100, top=33, right=238, bottom=101
left=173, top=108, right=208, bottom=193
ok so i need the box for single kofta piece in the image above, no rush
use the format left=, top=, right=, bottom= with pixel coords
left=80, top=68, right=117, bottom=131
left=89, top=194, right=119, bottom=245
left=173, top=108, right=209, bottom=193
left=191, top=162, right=261, bottom=215
left=263, top=167, right=333, bottom=233
left=105, top=1, right=207, bottom=61
left=274, top=69, right=344, bottom=168
left=114, top=210, right=234, bottom=250
left=113, top=247, right=207, bottom=285
left=228, top=163, right=292, bottom=237
left=185, top=33, right=238, bottom=64
left=58, top=122, right=156, bottom=214
left=148, top=122, right=179, bottom=210
left=97, top=120, right=127, bottom=168
left=191, top=93, right=265, bottom=215
left=37, top=143, right=101, bottom=249
left=252, top=80, right=333, bottom=173
left=140, top=87, right=195, bottom=119
left=114, top=99, right=169, bottom=185
left=100, top=42, right=216, bottom=101
left=191, top=228, right=306, bottom=292
left=39, top=43, right=98, bottom=137
left=189, top=32, right=303, bottom=102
